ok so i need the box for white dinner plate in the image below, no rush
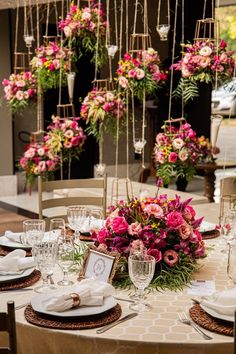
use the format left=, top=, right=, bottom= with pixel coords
left=200, top=304, right=234, bottom=322
left=31, top=290, right=117, bottom=317
left=0, top=236, right=32, bottom=250
left=199, top=221, right=216, bottom=233
left=0, top=267, right=35, bottom=283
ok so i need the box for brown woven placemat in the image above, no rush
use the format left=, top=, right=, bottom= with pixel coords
left=201, top=229, right=220, bottom=240
left=25, top=303, right=122, bottom=330
left=0, top=270, right=41, bottom=291
left=0, top=246, right=32, bottom=257
left=189, top=304, right=233, bottom=336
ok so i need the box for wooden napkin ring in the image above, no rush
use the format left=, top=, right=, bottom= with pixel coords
left=70, top=293, right=80, bottom=308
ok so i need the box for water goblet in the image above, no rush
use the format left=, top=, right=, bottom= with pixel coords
left=33, top=242, right=58, bottom=293
left=57, top=237, right=75, bottom=286
left=23, top=219, right=45, bottom=246
left=49, top=218, right=65, bottom=242
left=87, top=207, right=104, bottom=233
left=227, top=241, right=236, bottom=284
left=128, top=254, right=155, bottom=312
left=67, top=205, right=87, bottom=240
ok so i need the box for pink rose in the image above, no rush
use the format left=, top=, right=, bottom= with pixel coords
left=163, top=249, right=178, bottom=267
left=166, top=211, right=184, bottom=229
left=147, top=249, right=162, bottom=262
left=128, top=222, right=142, bottom=236
left=118, top=76, right=128, bottom=89
left=178, top=222, right=193, bottom=240
left=112, top=216, right=129, bottom=234
left=168, top=152, right=177, bottom=163
left=128, top=69, right=137, bottom=78
left=155, top=151, right=165, bottom=164
left=143, top=203, right=164, bottom=218
left=20, top=157, right=27, bottom=167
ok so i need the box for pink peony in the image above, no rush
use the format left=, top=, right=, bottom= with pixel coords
left=97, top=228, right=109, bottom=244
left=183, top=205, right=196, bottom=221
left=166, top=211, right=184, bottom=229
left=112, top=216, right=129, bottom=234
left=143, top=203, right=164, bottom=218
left=128, top=222, right=142, bottom=236
left=163, top=249, right=179, bottom=267
left=135, top=68, right=145, bottom=80
left=118, top=76, right=128, bottom=89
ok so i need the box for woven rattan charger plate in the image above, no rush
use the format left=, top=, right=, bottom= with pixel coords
left=0, top=246, right=32, bottom=257
left=189, top=304, right=233, bottom=336
left=0, top=270, right=41, bottom=291
left=25, top=303, right=122, bottom=330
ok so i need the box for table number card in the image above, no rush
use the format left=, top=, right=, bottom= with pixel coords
left=187, top=280, right=216, bottom=296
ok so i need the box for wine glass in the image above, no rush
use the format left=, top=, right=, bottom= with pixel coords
left=227, top=241, right=236, bottom=284
left=49, top=218, right=65, bottom=242
left=221, top=210, right=236, bottom=251
left=128, top=254, right=155, bottom=312
left=23, top=219, right=45, bottom=246
left=87, top=207, right=104, bottom=233
left=57, top=237, right=75, bottom=286
left=33, top=242, right=58, bottom=293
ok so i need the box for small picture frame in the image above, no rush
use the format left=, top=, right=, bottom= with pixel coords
left=79, top=248, right=120, bottom=283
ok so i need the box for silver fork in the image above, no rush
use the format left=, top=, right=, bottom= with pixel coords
left=178, top=312, right=213, bottom=340
left=15, top=302, right=30, bottom=310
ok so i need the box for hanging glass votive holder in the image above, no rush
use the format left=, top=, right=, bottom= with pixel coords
left=106, top=45, right=118, bottom=59
left=24, top=34, right=34, bottom=48
left=210, top=114, right=223, bottom=148
left=67, top=72, right=76, bottom=103
left=95, top=163, right=106, bottom=177
left=156, top=24, right=170, bottom=41
left=134, top=139, right=146, bottom=154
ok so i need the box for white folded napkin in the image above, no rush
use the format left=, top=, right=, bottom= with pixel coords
left=4, top=231, right=23, bottom=243
left=0, top=249, right=35, bottom=275
left=43, top=278, right=115, bottom=312
left=80, top=217, right=104, bottom=233
left=201, top=288, right=236, bottom=317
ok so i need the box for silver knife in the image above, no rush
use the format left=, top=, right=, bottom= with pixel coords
left=96, top=313, right=138, bottom=334
left=114, top=296, right=135, bottom=303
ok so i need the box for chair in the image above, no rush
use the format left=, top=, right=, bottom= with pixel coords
left=38, top=176, right=107, bottom=223
left=219, top=176, right=236, bottom=222
left=0, top=301, right=17, bottom=354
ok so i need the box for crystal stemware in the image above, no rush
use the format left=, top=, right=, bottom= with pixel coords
left=227, top=241, right=236, bottom=284
left=49, top=218, right=65, bottom=242
left=221, top=210, right=236, bottom=252
left=128, top=254, right=155, bottom=312
left=22, top=219, right=45, bottom=246
left=67, top=205, right=87, bottom=241
left=57, top=237, right=75, bottom=286
left=33, top=242, right=58, bottom=293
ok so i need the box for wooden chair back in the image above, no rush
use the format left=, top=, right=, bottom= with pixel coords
left=0, top=301, right=17, bottom=354
left=38, top=176, right=107, bottom=223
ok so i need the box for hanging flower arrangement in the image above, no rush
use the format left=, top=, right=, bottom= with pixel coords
left=153, top=123, right=203, bottom=186
left=80, top=88, right=126, bottom=140
left=44, top=116, right=86, bottom=178
left=30, top=41, right=69, bottom=91
left=19, top=142, right=60, bottom=188
left=59, top=2, right=108, bottom=68
left=2, top=71, right=37, bottom=113
left=172, top=39, right=235, bottom=102
left=92, top=195, right=205, bottom=290
left=116, top=48, right=167, bottom=100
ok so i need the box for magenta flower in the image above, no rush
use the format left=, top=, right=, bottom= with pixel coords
left=147, top=248, right=162, bottom=263
left=163, top=249, right=179, bottom=267
left=166, top=211, right=184, bottom=229
left=112, top=216, right=129, bottom=234
left=168, top=152, right=177, bottom=163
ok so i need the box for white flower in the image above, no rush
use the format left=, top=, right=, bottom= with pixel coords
left=33, top=166, right=40, bottom=175
left=37, top=148, right=45, bottom=156
left=64, top=129, right=74, bottom=138
left=118, top=76, right=128, bottom=89
left=172, top=138, right=185, bottom=150
left=15, top=90, right=24, bottom=101
left=24, top=147, right=35, bottom=159
left=46, top=49, right=54, bottom=56
left=178, top=149, right=188, bottom=161
left=82, top=11, right=91, bottom=21
left=199, top=46, right=212, bottom=57
left=64, top=26, right=72, bottom=38
left=105, top=92, right=114, bottom=101
left=135, top=68, right=145, bottom=80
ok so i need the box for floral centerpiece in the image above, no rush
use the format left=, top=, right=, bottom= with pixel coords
left=93, top=195, right=205, bottom=290
left=2, top=71, right=37, bottom=113
left=153, top=122, right=202, bottom=186
left=30, top=41, right=69, bottom=91
left=80, top=88, right=126, bottom=140
left=116, top=48, right=167, bottom=100
left=59, top=2, right=108, bottom=68
left=45, top=116, right=86, bottom=178
left=172, top=39, right=235, bottom=102
left=19, top=142, right=60, bottom=189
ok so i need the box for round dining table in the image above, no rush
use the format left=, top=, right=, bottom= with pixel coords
left=0, top=213, right=234, bottom=354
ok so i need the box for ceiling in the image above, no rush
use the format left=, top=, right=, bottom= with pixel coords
left=0, top=0, right=235, bottom=10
